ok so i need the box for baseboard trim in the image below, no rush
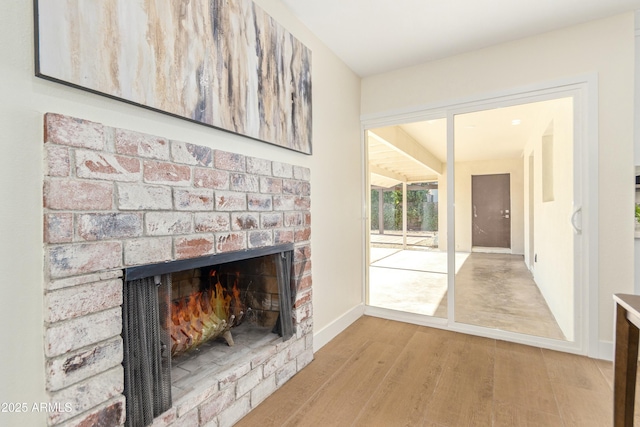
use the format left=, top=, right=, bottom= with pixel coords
left=313, top=303, right=365, bottom=352
left=312, top=304, right=616, bottom=361
left=598, top=340, right=613, bottom=361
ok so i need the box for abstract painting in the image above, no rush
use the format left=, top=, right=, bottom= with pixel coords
left=35, top=0, right=313, bottom=154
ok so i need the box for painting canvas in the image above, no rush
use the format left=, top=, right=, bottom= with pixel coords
left=35, top=0, right=313, bottom=154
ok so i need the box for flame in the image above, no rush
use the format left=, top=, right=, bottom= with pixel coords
left=168, top=270, right=246, bottom=358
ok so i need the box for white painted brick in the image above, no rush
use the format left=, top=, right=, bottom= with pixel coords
left=45, top=307, right=122, bottom=358
left=48, top=242, right=122, bottom=278
left=45, top=145, right=70, bottom=177
left=174, top=376, right=220, bottom=418
left=146, top=212, right=193, bottom=236
left=45, top=113, right=104, bottom=150
left=246, top=157, right=271, bottom=175
left=215, top=191, right=247, bottom=211
left=56, top=395, right=125, bottom=427
left=275, top=338, right=293, bottom=353
left=115, top=128, right=169, bottom=160
left=77, top=212, right=143, bottom=241
left=293, top=165, right=310, bottom=181
left=149, top=407, right=177, bottom=427
left=45, top=212, right=73, bottom=244
left=263, top=350, right=288, bottom=377
left=174, top=234, right=216, bottom=259
left=287, top=338, right=306, bottom=361
left=218, top=396, right=251, bottom=427
left=47, top=270, right=122, bottom=291
left=250, top=374, right=276, bottom=408
left=247, top=193, right=272, bottom=211
left=230, top=173, right=259, bottom=192
left=124, top=237, right=172, bottom=266
left=195, top=212, right=230, bottom=233
left=295, top=303, right=313, bottom=324
left=248, top=230, right=273, bottom=248
left=47, top=366, right=124, bottom=425
left=171, top=408, right=199, bottom=427
left=236, top=367, right=263, bottom=398
left=45, top=179, right=113, bottom=211
left=276, top=360, right=297, bottom=387
left=218, top=361, right=252, bottom=389
left=202, top=418, right=220, bottom=427
left=214, top=150, right=245, bottom=172
left=174, top=188, right=214, bottom=211
left=171, top=140, right=212, bottom=166
left=250, top=345, right=277, bottom=369
left=272, top=161, right=293, bottom=178
left=45, top=279, right=122, bottom=323
left=305, top=332, right=313, bottom=350
left=231, top=213, right=259, bottom=231
left=297, top=348, right=314, bottom=371
left=273, top=195, right=296, bottom=211
left=116, top=182, right=173, bottom=210
left=46, top=337, right=123, bottom=391
left=75, top=149, right=141, bottom=182
left=197, top=387, right=235, bottom=425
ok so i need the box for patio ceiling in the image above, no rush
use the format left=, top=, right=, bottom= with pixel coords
left=368, top=97, right=572, bottom=188
left=368, top=126, right=441, bottom=188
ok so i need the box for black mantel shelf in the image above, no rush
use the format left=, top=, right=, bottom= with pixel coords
left=124, top=243, right=295, bottom=282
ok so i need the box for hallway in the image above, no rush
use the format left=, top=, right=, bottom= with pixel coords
left=369, top=249, right=565, bottom=340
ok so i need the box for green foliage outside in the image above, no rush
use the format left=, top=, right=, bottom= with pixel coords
left=370, top=185, right=438, bottom=232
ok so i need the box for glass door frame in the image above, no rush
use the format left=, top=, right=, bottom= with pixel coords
left=362, top=75, right=598, bottom=357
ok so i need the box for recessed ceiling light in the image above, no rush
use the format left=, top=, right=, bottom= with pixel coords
left=512, top=119, right=521, bottom=125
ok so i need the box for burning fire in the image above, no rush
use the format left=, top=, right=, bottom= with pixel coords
left=169, top=270, right=245, bottom=358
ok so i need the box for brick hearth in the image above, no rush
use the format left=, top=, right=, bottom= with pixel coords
left=41, top=113, right=313, bottom=426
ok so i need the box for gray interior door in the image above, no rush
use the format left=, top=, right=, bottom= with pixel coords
left=472, top=173, right=511, bottom=248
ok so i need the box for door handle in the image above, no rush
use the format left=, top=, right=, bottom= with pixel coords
left=570, top=206, right=582, bottom=234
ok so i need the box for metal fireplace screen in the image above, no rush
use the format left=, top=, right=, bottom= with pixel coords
left=122, top=246, right=294, bottom=427
left=122, top=275, right=172, bottom=427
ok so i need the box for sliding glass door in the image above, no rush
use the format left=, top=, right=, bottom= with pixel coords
left=364, top=86, right=588, bottom=353
left=367, top=119, right=448, bottom=319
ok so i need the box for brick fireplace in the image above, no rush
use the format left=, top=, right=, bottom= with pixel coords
left=42, top=113, right=313, bottom=426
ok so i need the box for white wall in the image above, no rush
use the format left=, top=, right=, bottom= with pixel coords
left=454, top=159, right=525, bottom=254
left=523, top=99, right=575, bottom=340
left=0, top=0, right=362, bottom=423
left=362, top=13, right=635, bottom=351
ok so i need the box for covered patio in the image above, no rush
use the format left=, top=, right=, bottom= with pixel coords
left=369, top=247, right=566, bottom=340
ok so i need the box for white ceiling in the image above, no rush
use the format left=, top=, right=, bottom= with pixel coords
left=401, top=98, right=572, bottom=163
left=368, top=97, right=572, bottom=187
left=281, top=0, right=640, bottom=77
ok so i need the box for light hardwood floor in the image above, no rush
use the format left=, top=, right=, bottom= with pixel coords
left=236, top=316, right=622, bottom=427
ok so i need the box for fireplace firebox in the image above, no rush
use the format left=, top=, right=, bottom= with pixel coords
left=122, top=245, right=295, bottom=427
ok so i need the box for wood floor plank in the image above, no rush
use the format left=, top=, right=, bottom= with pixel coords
left=541, top=348, right=611, bottom=391
left=551, top=382, right=613, bottom=426
left=493, top=401, right=564, bottom=427
left=494, top=341, right=559, bottom=415
left=353, top=329, right=461, bottom=426
left=593, top=358, right=614, bottom=390
left=283, top=339, right=403, bottom=427
left=423, top=335, right=494, bottom=426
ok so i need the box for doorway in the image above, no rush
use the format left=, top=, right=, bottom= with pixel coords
left=472, top=173, right=511, bottom=250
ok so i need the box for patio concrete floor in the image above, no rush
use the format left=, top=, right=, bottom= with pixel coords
left=369, top=248, right=566, bottom=341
